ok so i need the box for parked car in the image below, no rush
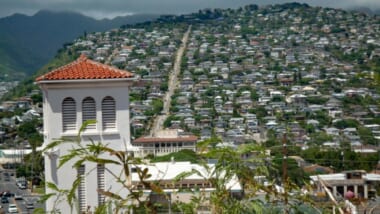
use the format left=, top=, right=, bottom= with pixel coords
left=8, top=203, right=18, bottom=213
left=25, top=201, right=34, bottom=209
left=14, top=194, right=23, bottom=200
left=1, top=191, right=13, bottom=198
left=1, top=197, right=8, bottom=203
left=17, top=182, right=27, bottom=189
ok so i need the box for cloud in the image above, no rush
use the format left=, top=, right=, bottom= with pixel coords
left=0, top=0, right=379, bottom=19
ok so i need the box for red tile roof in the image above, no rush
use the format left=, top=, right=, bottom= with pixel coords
left=133, top=135, right=198, bottom=144
left=36, top=54, right=134, bottom=82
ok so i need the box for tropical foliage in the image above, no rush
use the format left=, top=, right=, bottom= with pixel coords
left=40, top=123, right=324, bottom=214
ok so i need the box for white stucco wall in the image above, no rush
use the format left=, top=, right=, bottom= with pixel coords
left=40, top=79, right=134, bottom=213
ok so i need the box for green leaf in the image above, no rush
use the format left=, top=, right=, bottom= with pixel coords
left=38, top=193, right=56, bottom=203
left=58, top=152, right=79, bottom=168
left=32, top=207, right=48, bottom=214
left=46, top=182, right=60, bottom=192
left=87, top=157, right=120, bottom=165
left=72, top=159, right=86, bottom=169
left=67, top=176, right=81, bottom=207
left=78, top=120, right=97, bottom=137
left=42, top=139, right=65, bottom=152
left=174, top=169, right=199, bottom=182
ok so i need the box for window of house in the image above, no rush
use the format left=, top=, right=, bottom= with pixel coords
left=82, top=97, right=96, bottom=130
left=102, top=96, right=116, bottom=130
left=62, top=97, right=76, bottom=132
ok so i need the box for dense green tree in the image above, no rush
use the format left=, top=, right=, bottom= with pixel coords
left=150, top=149, right=199, bottom=163
left=17, top=119, right=41, bottom=139
left=272, top=156, right=308, bottom=186
left=308, top=111, right=331, bottom=127
left=306, top=96, right=328, bottom=105
left=333, top=119, right=359, bottom=129
left=301, top=147, right=379, bottom=172
left=358, top=126, right=376, bottom=145
left=163, top=115, right=181, bottom=128
left=31, top=93, right=43, bottom=104
left=308, top=132, right=333, bottom=145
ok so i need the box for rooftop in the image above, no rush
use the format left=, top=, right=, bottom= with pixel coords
left=36, top=54, right=134, bottom=82
left=131, top=161, right=241, bottom=191
left=133, top=135, right=198, bottom=143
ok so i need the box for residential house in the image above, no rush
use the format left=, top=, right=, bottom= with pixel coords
left=131, top=161, right=242, bottom=210
left=311, top=170, right=380, bottom=199
left=133, top=130, right=198, bottom=157
left=184, top=117, right=195, bottom=128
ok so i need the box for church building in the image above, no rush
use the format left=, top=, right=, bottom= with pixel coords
left=36, top=54, right=135, bottom=213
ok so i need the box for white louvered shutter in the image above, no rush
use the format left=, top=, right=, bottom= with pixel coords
left=82, top=97, right=96, bottom=130
left=62, top=97, right=76, bottom=132
left=102, top=96, right=116, bottom=130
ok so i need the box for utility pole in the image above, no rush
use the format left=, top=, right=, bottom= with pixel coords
left=282, top=133, right=288, bottom=214
left=31, top=150, right=34, bottom=193
left=341, top=151, right=344, bottom=171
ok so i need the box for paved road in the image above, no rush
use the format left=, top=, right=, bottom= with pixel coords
left=0, top=169, right=43, bottom=213
left=105, top=44, right=120, bottom=65
left=150, top=25, right=192, bottom=136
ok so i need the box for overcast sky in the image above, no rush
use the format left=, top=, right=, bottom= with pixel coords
left=1, top=0, right=380, bottom=19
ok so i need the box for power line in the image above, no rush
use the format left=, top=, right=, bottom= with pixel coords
left=271, top=157, right=379, bottom=163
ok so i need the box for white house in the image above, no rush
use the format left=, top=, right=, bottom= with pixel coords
left=36, top=55, right=135, bottom=213
left=132, top=129, right=197, bottom=157
left=310, top=170, right=380, bottom=199
left=0, top=149, right=32, bottom=164
left=131, top=161, right=242, bottom=208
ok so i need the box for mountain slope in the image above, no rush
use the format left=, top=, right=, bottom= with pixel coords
left=0, top=10, right=158, bottom=80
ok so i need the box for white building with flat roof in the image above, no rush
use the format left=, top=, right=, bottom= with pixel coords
left=133, top=130, right=198, bottom=157
left=131, top=161, right=242, bottom=208
left=311, top=170, right=380, bottom=199
left=0, top=149, right=32, bottom=164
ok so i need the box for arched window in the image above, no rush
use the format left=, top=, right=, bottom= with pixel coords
left=82, top=97, right=96, bottom=130
left=62, top=97, right=76, bottom=132
left=102, top=96, right=116, bottom=130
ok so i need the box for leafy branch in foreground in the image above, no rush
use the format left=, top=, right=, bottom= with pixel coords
left=42, top=121, right=164, bottom=213
left=42, top=122, right=326, bottom=213
left=172, top=142, right=323, bottom=214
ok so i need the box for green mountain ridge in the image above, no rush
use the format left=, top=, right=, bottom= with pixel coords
left=3, top=2, right=379, bottom=102
left=0, top=10, right=159, bottom=80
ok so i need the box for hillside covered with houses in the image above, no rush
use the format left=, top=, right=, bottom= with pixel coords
left=41, top=3, right=380, bottom=169
left=0, top=3, right=380, bottom=212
